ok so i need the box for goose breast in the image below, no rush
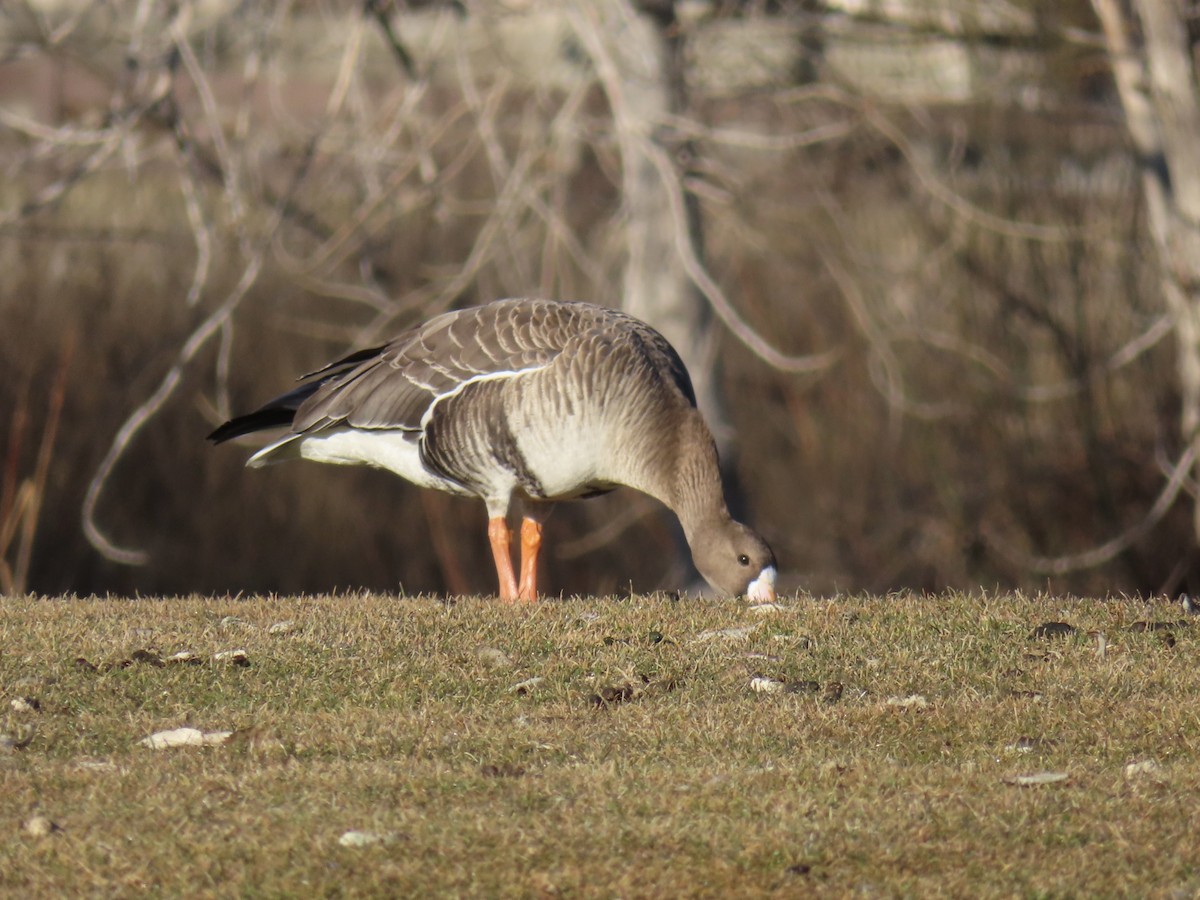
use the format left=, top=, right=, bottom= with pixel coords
left=420, top=309, right=691, bottom=503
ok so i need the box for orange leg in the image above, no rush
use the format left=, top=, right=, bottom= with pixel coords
left=487, top=517, right=519, bottom=602
left=517, top=517, right=543, bottom=602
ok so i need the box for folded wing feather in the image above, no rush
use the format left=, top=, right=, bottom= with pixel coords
left=290, top=302, right=569, bottom=436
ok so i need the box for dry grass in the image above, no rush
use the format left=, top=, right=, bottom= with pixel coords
left=2, top=591, right=1198, bottom=897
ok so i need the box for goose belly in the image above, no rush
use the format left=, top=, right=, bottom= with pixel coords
left=513, top=412, right=615, bottom=499
left=298, top=429, right=468, bottom=495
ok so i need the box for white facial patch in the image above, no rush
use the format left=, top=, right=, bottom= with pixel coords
left=746, top=565, right=777, bottom=601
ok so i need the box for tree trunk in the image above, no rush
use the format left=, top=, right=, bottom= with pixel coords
left=568, top=1, right=726, bottom=449
left=1093, top=0, right=1200, bottom=538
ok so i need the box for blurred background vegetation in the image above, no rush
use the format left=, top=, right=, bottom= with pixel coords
left=2, top=0, right=1199, bottom=599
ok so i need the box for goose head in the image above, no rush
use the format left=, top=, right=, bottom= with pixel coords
left=690, top=518, right=777, bottom=600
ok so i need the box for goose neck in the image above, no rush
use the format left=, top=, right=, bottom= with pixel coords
left=667, top=419, right=730, bottom=543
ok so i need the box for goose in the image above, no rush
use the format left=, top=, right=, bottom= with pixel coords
left=208, top=298, right=776, bottom=602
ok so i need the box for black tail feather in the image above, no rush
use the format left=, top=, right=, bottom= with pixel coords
left=207, top=407, right=297, bottom=443
left=208, top=346, right=384, bottom=445
left=207, top=379, right=330, bottom=443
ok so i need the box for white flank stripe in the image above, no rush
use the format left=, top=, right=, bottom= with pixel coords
left=418, top=364, right=549, bottom=431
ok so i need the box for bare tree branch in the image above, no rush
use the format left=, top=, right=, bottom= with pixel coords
left=984, top=443, right=1196, bottom=575
left=567, top=0, right=839, bottom=376
left=1093, top=0, right=1200, bottom=541
left=364, top=0, right=419, bottom=81
left=172, top=7, right=246, bottom=231
left=863, top=105, right=1091, bottom=243
left=82, top=249, right=267, bottom=564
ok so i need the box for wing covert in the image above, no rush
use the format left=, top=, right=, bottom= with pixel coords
left=290, top=302, right=569, bottom=435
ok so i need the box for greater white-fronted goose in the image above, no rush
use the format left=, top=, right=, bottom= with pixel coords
left=208, top=299, right=776, bottom=602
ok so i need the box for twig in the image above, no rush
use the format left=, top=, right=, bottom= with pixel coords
left=14, top=333, right=75, bottom=593
left=567, top=1, right=840, bottom=375
left=364, top=0, right=418, bottom=81
left=176, top=139, right=213, bottom=308
left=0, top=374, right=30, bottom=543
left=293, top=153, right=424, bottom=276
left=983, top=443, right=1197, bottom=575
left=328, top=8, right=369, bottom=118
left=0, top=108, right=118, bottom=145
left=172, top=7, right=246, bottom=230
left=886, top=312, right=1174, bottom=404
left=455, top=37, right=538, bottom=289
left=863, top=105, right=1091, bottom=243
left=1018, top=314, right=1174, bottom=402
left=819, top=246, right=965, bottom=422
left=82, top=251, right=266, bottom=564
left=660, top=114, right=857, bottom=152
left=419, top=491, right=471, bottom=595
left=0, top=485, right=34, bottom=595
left=270, top=52, right=431, bottom=293
left=556, top=497, right=659, bottom=560
left=4, top=126, right=126, bottom=227
left=215, top=318, right=235, bottom=424
left=83, top=91, right=324, bottom=563
left=1156, top=442, right=1199, bottom=500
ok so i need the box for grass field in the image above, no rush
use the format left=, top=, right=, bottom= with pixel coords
left=2, top=591, right=1198, bottom=897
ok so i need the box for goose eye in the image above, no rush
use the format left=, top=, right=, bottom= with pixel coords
left=737, top=554, right=750, bottom=566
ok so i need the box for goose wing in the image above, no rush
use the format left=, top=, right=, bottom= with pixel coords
left=291, top=300, right=576, bottom=435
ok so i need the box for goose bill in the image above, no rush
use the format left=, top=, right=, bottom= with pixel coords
left=746, top=565, right=777, bottom=601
